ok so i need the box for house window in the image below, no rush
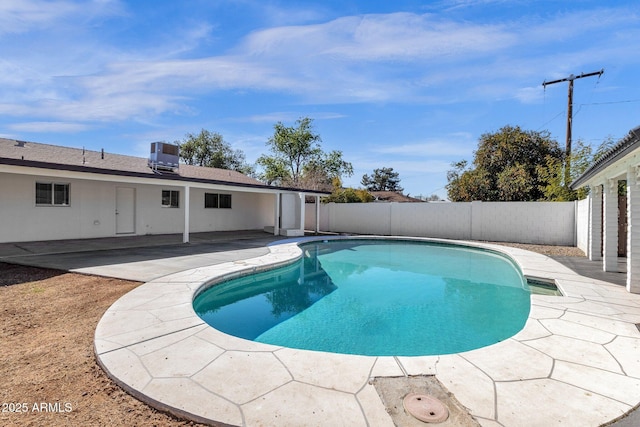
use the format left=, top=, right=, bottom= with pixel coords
left=162, top=190, right=179, bottom=208
left=36, top=182, right=70, bottom=206
left=219, top=194, right=232, bottom=209
left=204, top=193, right=232, bottom=209
left=204, top=193, right=218, bottom=208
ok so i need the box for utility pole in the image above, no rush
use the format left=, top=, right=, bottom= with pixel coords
left=542, top=68, right=604, bottom=186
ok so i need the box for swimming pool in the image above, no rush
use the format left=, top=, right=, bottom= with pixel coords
left=193, top=239, right=531, bottom=356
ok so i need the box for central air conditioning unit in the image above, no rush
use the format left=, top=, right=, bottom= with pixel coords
left=148, top=142, right=180, bottom=171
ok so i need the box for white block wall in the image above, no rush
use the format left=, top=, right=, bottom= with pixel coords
left=330, top=203, right=393, bottom=235
left=305, top=200, right=577, bottom=246
left=470, top=201, right=575, bottom=245
left=389, top=202, right=472, bottom=239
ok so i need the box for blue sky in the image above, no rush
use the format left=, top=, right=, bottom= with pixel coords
left=1, top=0, right=639, bottom=198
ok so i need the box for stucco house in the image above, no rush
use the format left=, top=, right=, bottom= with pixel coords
left=0, top=138, right=327, bottom=244
left=571, top=125, right=640, bottom=293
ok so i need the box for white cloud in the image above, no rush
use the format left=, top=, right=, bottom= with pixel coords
left=258, top=2, right=327, bottom=26
left=0, top=0, right=80, bottom=34
left=238, top=112, right=299, bottom=124
left=386, top=159, right=453, bottom=174
left=76, top=56, right=301, bottom=98
left=515, top=86, right=543, bottom=104
left=240, top=13, right=515, bottom=62
left=8, top=121, right=91, bottom=132
left=1, top=4, right=638, bottom=124
left=372, top=139, right=474, bottom=157
left=433, top=0, right=512, bottom=12
left=0, top=0, right=125, bottom=35
left=161, top=22, right=217, bottom=57
left=241, top=112, right=346, bottom=123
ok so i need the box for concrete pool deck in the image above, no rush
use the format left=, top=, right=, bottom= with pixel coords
left=0, top=231, right=283, bottom=282
left=89, top=236, right=640, bottom=427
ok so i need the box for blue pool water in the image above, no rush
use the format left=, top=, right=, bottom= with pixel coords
left=193, top=239, right=531, bottom=356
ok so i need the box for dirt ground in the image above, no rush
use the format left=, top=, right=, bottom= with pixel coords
left=0, top=242, right=584, bottom=427
left=0, top=263, right=205, bottom=427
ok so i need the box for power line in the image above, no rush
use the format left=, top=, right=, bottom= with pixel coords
left=536, top=110, right=565, bottom=132
left=577, top=99, right=640, bottom=106
left=573, top=70, right=602, bottom=119
left=538, top=99, right=639, bottom=134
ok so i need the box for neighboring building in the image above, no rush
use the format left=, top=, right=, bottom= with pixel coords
left=571, top=125, right=640, bottom=293
left=370, top=191, right=424, bottom=203
left=0, top=138, right=328, bottom=244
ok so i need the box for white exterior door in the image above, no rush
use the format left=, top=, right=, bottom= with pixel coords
left=116, top=187, right=135, bottom=234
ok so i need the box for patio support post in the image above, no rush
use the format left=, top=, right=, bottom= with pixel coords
left=183, top=185, right=190, bottom=244
left=627, top=167, right=640, bottom=293
left=315, top=195, right=320, bottom=234
left=603, top=179, right=619, bottom=272
left=273, top=193, right=280, bottom=236
left=588, top=186, right=602, bottom=261
left=298, top=192, right=305, bottom=234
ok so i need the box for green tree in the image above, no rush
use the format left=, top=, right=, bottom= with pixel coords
left=538, top=139, right=591, bottom=201
left=298, top=150, right=354, bottom=191
left=324, top=187, right=374, bottom=203
left=257, top=117, right=353, bottom=190
left=361, top=167, right=404, bottom=192
left=446, top=126, right=563, bottom=201
left=592, top=136, right=618, bottom=162
left=446, top=161, right=492, bottom=201
left=177, top=129, right=254, bottom=175
left=539, top=136, right=620, bottom=201
left=256, top=156, right=288, bottom=185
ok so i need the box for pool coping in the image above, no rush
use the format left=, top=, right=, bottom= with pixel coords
left=94, top=237, right=640, bottom=426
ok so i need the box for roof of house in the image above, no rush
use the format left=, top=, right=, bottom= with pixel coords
left=370, top=191, right=424, bottom=203
left=570, top=125, right=640, bottom=189
left=0, top=138, right=329, bottom=194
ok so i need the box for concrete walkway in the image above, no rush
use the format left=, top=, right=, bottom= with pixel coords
left=550, top=255, right=628, bottom=287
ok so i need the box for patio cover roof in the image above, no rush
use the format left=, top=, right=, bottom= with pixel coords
left=571, top=125, right=640, bottom=189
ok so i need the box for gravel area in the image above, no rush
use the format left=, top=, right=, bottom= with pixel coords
left=487, top=241, right=586, bottom=257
